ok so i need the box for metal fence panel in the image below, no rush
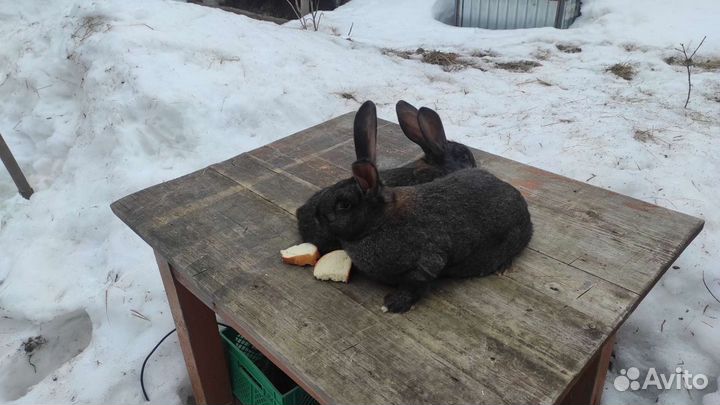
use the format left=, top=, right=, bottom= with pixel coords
left=458, top=0, right=578, bottom=29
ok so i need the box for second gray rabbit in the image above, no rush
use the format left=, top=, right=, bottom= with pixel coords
left=296, top=100, right=476, bottom=254
left=312, top=107, right=533, bottom=313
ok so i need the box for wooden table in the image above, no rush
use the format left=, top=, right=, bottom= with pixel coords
left=111, top=112, right=703, bottom=405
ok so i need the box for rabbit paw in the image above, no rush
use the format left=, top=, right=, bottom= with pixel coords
left=382, top=290, right=415, bottom=313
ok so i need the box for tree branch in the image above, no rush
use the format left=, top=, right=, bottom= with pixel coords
left=677, top=36, right=706, bottom=109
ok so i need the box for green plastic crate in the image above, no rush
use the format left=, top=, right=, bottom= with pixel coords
left=220, top=328, right=318, bottom=405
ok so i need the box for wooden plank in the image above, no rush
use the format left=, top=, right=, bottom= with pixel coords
left=155, top=253, right=233, bottom=405
left=474, top=152, right=704, bottom=294
left=112, top=169, right=246, bottom=251
left=558, top=334, right=616, bottom=405
left=502, top=249, right=636, bottom=328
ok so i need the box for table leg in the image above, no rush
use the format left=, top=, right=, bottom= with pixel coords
left=155, top=252, right=234, bottom=405
left=558, top=333, right=616, bottom=405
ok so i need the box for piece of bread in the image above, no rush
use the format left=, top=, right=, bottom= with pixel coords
left=281, top=243, right=320, bottom=266
left=313, top=250, right=352, bottom=283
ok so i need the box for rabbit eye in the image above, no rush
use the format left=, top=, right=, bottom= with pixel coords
left=335, top=200, right=351, bottom=211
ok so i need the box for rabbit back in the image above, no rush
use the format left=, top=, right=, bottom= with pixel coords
left=342, top=168, right=532, bottom=282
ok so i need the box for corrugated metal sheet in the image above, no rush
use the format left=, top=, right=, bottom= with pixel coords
left=456, top=0, right=580, bottom=29
left=559, top=0, right=581, bottom=28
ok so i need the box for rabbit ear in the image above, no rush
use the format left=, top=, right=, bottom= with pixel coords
left=396, top=100, right=424, bottom=146
left=352, top=160, right=379, bottom=194
left=354, top=101, right=377, bottom=163
left=417, top=107, right=448, bottom=160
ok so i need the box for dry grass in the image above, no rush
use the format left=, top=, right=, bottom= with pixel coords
left=633, top=129, right=657, bottom=144
left=495, top=60, right=542, bottom=72
left=665, top=55, right=720, bottom=71
left=382, top=48, right=413, bottom=59
left=383, top=48, right=477, bottom=72
left=471, top=49, right=498, bottom=58
left=607, top=63, right=636, bottom=80
left=556, top=43, right=582, bottom=53
left=421, top=50, right=463, bottom=70
left=695, top=59, right=720, bottom=70
left=72, top=15, right=109, bottom=43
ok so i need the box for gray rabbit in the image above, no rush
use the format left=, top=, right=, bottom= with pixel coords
left=312, top=105, right=533, bottom=313
left=296, top=100, right=476, bottom=254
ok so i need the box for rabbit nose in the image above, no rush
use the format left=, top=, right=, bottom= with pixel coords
left=326, top=212, right=336, bottom=222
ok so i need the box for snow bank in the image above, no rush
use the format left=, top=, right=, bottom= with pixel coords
left=0, top=0, right=718, bottom=403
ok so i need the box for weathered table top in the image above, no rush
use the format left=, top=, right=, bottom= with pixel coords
left=112, top=112, right=703, bottom=405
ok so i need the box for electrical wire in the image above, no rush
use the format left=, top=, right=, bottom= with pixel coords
left=141, top=322, right=231, bottom=401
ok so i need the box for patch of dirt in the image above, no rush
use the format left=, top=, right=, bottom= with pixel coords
left=22, top=336, right=47, bottom=354
left=495, top=60, right=542, bottom=72
left=607, top=63, right=636, bottom=80
left=556, top=43, right=582, bottom=53
left=664, top=55, right=720, bottom=71
left=337, top=92, right=357, bottom=101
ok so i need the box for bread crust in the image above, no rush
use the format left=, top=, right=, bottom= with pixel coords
left=281, top=244, right=320, bottom=266
left=313, top=250, right=352, bottom=283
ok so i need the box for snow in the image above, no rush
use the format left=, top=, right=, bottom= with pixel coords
left=0, top=0, right=718, bottom=403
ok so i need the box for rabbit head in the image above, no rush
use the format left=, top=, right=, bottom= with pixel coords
left=315, top=159, right=386, bottom=241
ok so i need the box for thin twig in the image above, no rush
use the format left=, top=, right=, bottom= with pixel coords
left=105, top=288, right=110, bottom=323
left=130, top=309, right=151, bottom=322
left=702, top=270, right=720, bottom=304
left=284, top=0, right=307, bottom=29
left=315, top=12, right=323, bottom=31
left=689, top=36, right=707, bottom=60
